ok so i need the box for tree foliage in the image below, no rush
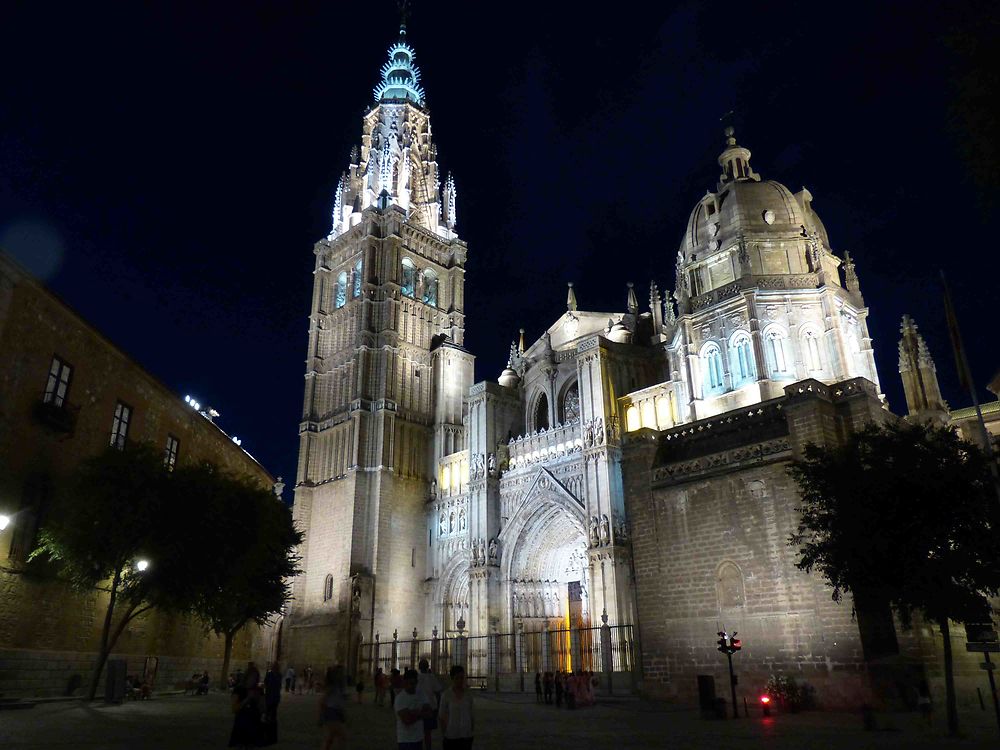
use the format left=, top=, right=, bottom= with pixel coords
left=32, top=443, right=301, bottom=698
left=789, top=421, right=1000, bottom=623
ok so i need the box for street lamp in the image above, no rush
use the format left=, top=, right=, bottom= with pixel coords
left=136, top=559, right=150, bottom=573
left=0, top=514, right=10, bottom=531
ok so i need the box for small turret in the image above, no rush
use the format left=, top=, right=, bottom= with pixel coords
left=649, top=282, right=663, bottom=331
left=626, top=282, right=638, bottom=315
left=717, top=126, right=760, bottom=188
left=898, top=315, right=949, bottom=424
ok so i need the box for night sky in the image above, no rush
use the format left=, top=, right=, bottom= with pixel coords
left=1, top=2, right=997, bottom=487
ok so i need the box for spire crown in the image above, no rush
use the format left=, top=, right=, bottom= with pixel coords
left=566, top=282, right=578, bottom=312
left=373, top=32, right=425, bottom=106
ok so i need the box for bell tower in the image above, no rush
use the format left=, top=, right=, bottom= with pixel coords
left=286, top=23, right=473, bottom=668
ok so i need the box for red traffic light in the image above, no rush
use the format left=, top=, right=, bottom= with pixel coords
left=760, top=695, right=771, bottom=704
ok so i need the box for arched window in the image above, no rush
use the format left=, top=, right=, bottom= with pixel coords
left=401, top=258, right=416, bottom=298
left=422, top=270, right=438, bottom=307
left=335, top=271, right=348, bottom=309
left=352, top=258, right=363, bottom=298
left=533, top=393, right=549, bottom=431
left=625, top=405, right=640, bottom=432
left=655, top=396, right=672, bottom=428
left=716, top=561, right=745, bottom=610
left=730, top=335, right=755, bottom=386
left=765, top=329, right=789, bottom=376
left=702, top=343, right=725, bottom=395
left=561, top=382, right=580, bottom=422
left=323, top=574, right=334, bottom=602
left=641, top=400, right=656, bottom=429
left=803, top=329, right=823, bottom=371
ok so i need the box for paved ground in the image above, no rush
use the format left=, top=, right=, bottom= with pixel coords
left=2, top=690, right=999, bottom=749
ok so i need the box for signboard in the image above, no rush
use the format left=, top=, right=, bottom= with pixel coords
left=965, top=623, right=998, bottom=643
left=966, top=643, right=1000, bottom=653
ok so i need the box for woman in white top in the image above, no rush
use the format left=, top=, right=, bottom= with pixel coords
left=438, top=665, right=474, bottom=750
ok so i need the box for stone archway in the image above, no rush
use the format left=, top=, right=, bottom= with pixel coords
left=499, top=469, right=590, bottom=632
left=436, top=552, right=470, bottom=635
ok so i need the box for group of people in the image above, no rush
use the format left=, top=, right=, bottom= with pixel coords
left=281, top=664, right=315, bottom=694
left=228, top=661, right=283, bottom=749
left=534, top=670, right=598, bottom=708
left=124, top=674, right=152, bottom=701
left=392, top=659, right=474, bottom=750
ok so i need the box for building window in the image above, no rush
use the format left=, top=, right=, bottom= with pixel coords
left=43, top=356, right=73, bottom=408
left=561, top=382, right=580, bottom=423
left=401, top=258, right=416, bottom=298
left=625, top=405, right=640, bottom=432
left=164, top=435, right=180, bottom=472
left=730, top=335, right=755, bottom=386
left=702, top=343, right=725, bottom=395
left=352, top=258, right=363, bottom=298
left=533, top=392, right=549, bottom=431
left=765, top=330, right=789, bottom=376
left=323, top=574, right=334, bottom=602
left=803, top=330, right=823, bottom=371
left=110, top=401, right=132, bottom=450
left=422, top=270, right=438, bottom=307
left=335, top=271, right=348, bottom=309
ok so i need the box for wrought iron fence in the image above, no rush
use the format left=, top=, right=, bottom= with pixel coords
left=356, top=623, right=637, bottom=688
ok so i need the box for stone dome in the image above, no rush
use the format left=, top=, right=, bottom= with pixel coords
left=498, top=367, right=521, bottom=388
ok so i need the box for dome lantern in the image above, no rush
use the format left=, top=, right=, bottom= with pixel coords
left=717, top=126, right=760, bottom=188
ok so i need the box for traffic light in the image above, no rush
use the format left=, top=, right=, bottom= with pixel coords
left=730, top=631, right=742, bottom=652
left=717, top=631, right=729, bottom=653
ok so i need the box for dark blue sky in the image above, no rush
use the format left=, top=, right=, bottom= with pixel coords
left=1, top=1, right=996, bottom=486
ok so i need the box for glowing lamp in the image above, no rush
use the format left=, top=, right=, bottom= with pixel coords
left=760, top=694, right=772, bottom=716
left=136, top=559, right=150, bottom=573
left=760, top=695, right=770, bottom=704
left=0, top=514, right=10, bottom=531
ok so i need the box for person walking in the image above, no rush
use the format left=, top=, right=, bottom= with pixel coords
left=417, top=658, right=443, bottom=750
left=390, top=668, right=403, bottom=707
left=262, top=662, right=282, bottom=746
left=554, top=671, right=563, bottom=708
left=543, top=671, right=553, bottom=704
left=284, top=665, right=296, bottom=693
left=438, top=665, right=474, bottom=750
left=395, top=669, right=430, bottom=750
left=355, top=673, right=365, bottom=703
left=534, top=672, right=543, bottom=703
left=228, top=683, right=263, bottom=749
left=375, top=667, right=388, bottom=706
left=319, top=665, right=347, bottom=750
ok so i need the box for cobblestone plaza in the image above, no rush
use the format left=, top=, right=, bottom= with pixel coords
left=2, top=691, right=999, bottom=749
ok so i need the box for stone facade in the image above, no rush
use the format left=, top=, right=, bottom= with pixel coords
left=0, top=252, right=274, bottom=697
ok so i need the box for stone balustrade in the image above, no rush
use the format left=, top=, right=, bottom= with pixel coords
left=507, top=420, right=582, bottom=470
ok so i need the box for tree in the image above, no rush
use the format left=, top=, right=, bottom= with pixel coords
left=169, top=463, right=302, bottom=689
left=790, top=420, right=1000, bottom=736
left=32, top=444, right=193, bottom=701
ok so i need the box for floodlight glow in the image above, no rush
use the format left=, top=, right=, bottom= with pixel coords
left=136, top=559, right=150, bottom=573
left=232, top=437, right=242, bottom=446
left=0, top=514, right=10, bottom=531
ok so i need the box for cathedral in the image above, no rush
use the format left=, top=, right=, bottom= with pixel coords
left=282, top=25, right=996, bottom=704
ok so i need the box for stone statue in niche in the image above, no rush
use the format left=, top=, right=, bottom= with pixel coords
left=351, top=582, right=362, bottom=613
left=589, top=516, right=600, bottom=547
left=439, top=512, right=447, bottom=536
left=430, top=479, right=437, bottom=499
left=449, top=513, right=455, bottom=534
left=488, top=538, right=498, bottom=564
left=458, top=508, right=467, bottom=531
left=594, top=417, right=605, bottom=445
left=584, top=421, right=594, bottom=448
left=487, top=453, right=496, bottom=476
left=599, top=514, right=611, bottom=546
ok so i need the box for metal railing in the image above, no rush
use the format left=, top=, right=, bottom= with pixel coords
left=357, top=623, right=637, bottom=690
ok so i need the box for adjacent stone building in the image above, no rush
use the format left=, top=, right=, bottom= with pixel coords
left=284, top=22, right=997, bottom=708
left=0, top=251, right=276, bottom=697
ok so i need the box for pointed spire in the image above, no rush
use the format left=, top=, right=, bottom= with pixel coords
left=842, top=251, right=860, bottom=294
left=443, top=172, right=457, bottom=229
left=327, top=175, right=345, bottom=240
left=566, top=282, right=578, bottom=312
left=626, top=282, right=638, bottom=314
left=518, top=328, right=526, bottom=354
left=898, top=315, right=949, bottom=424
left=373, top=16, right=426, bottom=106
left=649, top=282, right=663, bottom=331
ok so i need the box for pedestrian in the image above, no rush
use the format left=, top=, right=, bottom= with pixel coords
left=438, top=665, right=474, bottom=750
left=285, top=664, right=296, bottom=693
left=244, top=662, right=260, bottom=692
left=390, top=667, right=403, bottom=706
left=417, top=658, right=443, bottom=750
left=302, top=665, right=313, bottom=695
left=534, top=671, right=543, bottom=703
left=543, top=671, right=553, bottom=704
left=355, top=673, right=365, bottom=703
left=228, top=683, right=263, bottom=749
left=395, top=668, right=429, bottom=750
left=565, top=671, right=576, bottom=710
left=375, top=667, right=387, bottom=706
left=319, top=665, right=347, bottom=750
left=917, top=680, right=933, bottom=726
left=554, top=671, right=563, bottom=708
left=262, top=661, right=282, bottom=746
